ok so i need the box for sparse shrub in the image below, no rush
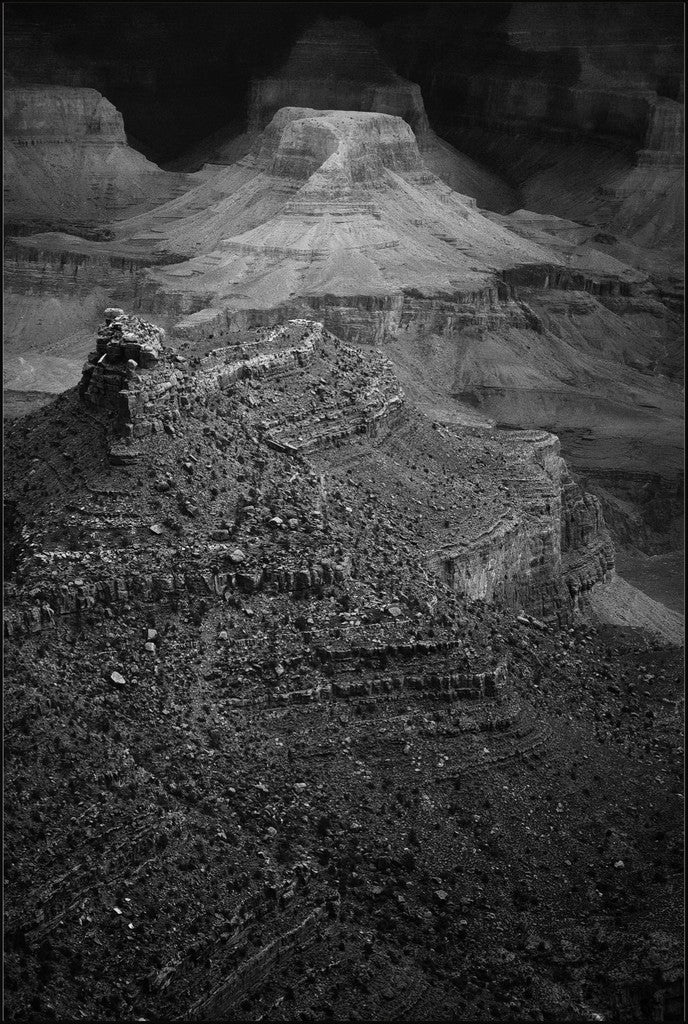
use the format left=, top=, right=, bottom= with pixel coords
left=316, top=814, right=331, bottom=837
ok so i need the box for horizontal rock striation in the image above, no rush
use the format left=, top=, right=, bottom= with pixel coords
left=412, top=1, right=683, bottom=150
left=3, top=86, right=191, bottom=227
left=379, top=2, right=683, bottom=247
left=560, top=470, right=615, bottom=608
left=164, top=16, right=515, bottom=210
left=636, top=97, right=684, bottom=167
left=5, top=312, right=616, bottom=645
left=5, top=103, right=652, bottom=391
left=78, top=316, right=406, bottom=463
left=428, top=429, right=613, bottom=621
left=256, top=106, right=426, bottom=182
left=248, top=20, right=430, bottom=142
left=4, top=86, right=127, bottom=144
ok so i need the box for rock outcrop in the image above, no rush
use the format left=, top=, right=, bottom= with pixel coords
left=3, top=86, right=191, bottom=228
left=167, top=18, right=515, bottom=213
left=397, top=1, right=684, bottom=248
left=5, top=311, right=616, bottom=645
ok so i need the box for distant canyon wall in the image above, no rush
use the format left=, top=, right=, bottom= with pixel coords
left=385, top=2, right=683, bottom=155
left=4, top=86, right=127, bottom=144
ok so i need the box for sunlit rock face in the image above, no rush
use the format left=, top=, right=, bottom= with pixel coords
left=162, top=17, right=514, bottom=212
left=111, top=106, right=560, bottom=314
left=255, top=107, right=426, bottom=182
left=5, top=85, right=126, bottom=142
left=3, top=85, right=189, bottom=227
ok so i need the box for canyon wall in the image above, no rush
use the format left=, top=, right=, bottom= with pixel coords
left=381, top=3, right=683, bottom=244
left=4, top=86, right=189, bottom=227
left=385, top=2, right=683, bottom=151
left=4, top=314, right=615, bottom=639
left=5, top=86, right=126, bottom=143
left=248, top=19, right=430, bottom=142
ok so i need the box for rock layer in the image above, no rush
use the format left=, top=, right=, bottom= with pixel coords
left=167, top=18, right=515, bottom=213
left=3, top=86, right=191, bottom=227
left=407, top=2, right=685, bottom=248
left=5, top=312, right=615, bottom=639
left=249, top=19, right=430, bottom=142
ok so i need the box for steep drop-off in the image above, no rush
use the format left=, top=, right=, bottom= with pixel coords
left=166, top=19, right=516, bottom=214
left=391, top=1, right=684, bottom=251
left=3, top=86, right=192, bottom=229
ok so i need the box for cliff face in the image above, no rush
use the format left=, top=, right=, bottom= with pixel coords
left=5, top=86, right=126, bottom=143
left=165, top=18, right=515, bottom=212
left=560, top=469, right=616, bottom=608
left=382, top=2, right=683, bottom=247
left=429, top=429, right=614, bottom=621
left=4, top=312, right=614, bottom=640
left=395, top=2, right=683, bottom=149
left=248, top=19, right=430, bottom=141
left=256, top=106, right=426, bottom=182
left=639, top=97, right=684, bottom=165
left=3, top=86, right=190, bottom=227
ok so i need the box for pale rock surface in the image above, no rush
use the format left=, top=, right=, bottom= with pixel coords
left=131, top=108, right=558, bottom=309
left=166, top=19, right=515, bottom=212
left=588, top=572, right=684, bottom=645
left=4, top=86, right=193, bottom=226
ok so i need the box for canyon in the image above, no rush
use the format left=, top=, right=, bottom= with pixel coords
left=3, top=5, right=684, bottom=1023
left=5, top=96, right=682, bottom=572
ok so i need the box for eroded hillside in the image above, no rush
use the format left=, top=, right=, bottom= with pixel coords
left=3, top=312, right=684, bottom=1022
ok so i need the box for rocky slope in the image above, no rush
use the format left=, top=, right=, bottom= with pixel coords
left=166, top=18, right=516, bottom=214
left=390, top=2, right=684, bottom=251
left=3, top=311, right=683, bottom=1022
left=5, top=105, right=681, bottom=562
left=3, top=86, right=192, bottom=230
left=1, top=106, right=550, bottom=397
left=3, top=312, right=616, bottom=634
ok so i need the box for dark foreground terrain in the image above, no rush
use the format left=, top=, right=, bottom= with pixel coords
left=3, top=314, right=683, bottom=1023
left=3, top=615, right=684, bottom=1023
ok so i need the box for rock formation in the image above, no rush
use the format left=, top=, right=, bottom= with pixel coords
left=4, top=310, right=619, bottom=635
left=394, top=1, right=684, bottom=250
left=3, top=85, right=192, bottom=229
left=5, top=106, right=681, bottom=552
left=249, top=19, right=431, bottom=141
left=167, top=18, right=516, bottom=213
left=2, top=10, right=683, bottom=1022
left=105, top=107, right=645, bottom=312
left=4, top=309, right=683, bottom=1023
left=129, top=111, right=681, bottom=505
left=0, top=105, right=552, bottom=400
